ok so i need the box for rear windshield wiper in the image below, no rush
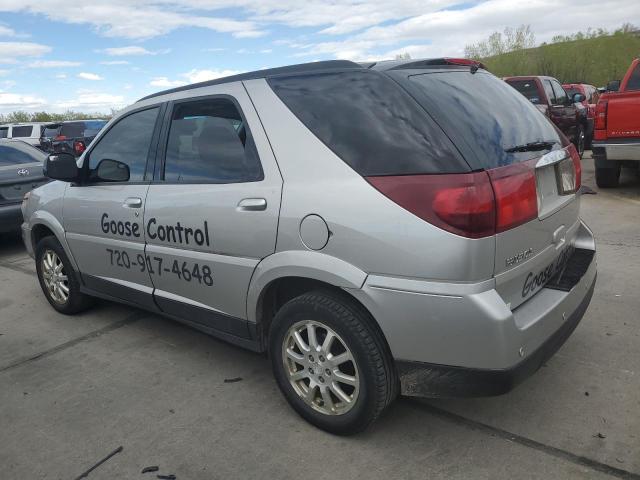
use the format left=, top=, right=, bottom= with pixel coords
left=504, top=141, right=557, bottom=153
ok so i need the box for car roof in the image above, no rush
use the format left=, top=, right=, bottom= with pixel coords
left=137, top=57, right=485, bottom=102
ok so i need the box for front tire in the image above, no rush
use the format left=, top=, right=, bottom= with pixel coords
left=35, top=236, right=93, bottom=314
left=574, top=125, right=585, bottom=159
left=269, top=290, right=397, bottom=435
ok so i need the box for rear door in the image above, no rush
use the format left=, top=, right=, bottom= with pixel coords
left=400, top=69, right=582, bottom=310
left=63, top=106, right=163, bottom=309
left=143, top=84, right=282, bottom=337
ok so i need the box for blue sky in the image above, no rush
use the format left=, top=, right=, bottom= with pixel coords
left=0, top=0, right=637, bottom=113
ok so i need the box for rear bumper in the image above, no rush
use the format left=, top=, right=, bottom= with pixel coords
left=396, top=272, right=595, bottom=397
left=0, top=203, right=23, bottom=233
left=592, top=140, right=640, bottom=162
left=349, top=220, right=597, bottom=398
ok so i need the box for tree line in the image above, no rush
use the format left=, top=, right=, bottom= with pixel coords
left=0, top=110, right=114, bottom=125
left=465, top=23, right=639, bottom=86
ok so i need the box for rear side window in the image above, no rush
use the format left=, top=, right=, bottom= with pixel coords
left=268, top=70, right=466, bottom=175
left=60, top=122, right=85, bottom=138
left=12, top=126, right=33, bottom=137
left=551, top=81, right=568, bottom=105
left=163, top=98, right=263, bottom=183
left=408, top=71, right=564, bottom=169
left=0, top=145, right=42, bottom=165
left=0, top=127, right=7, bottom=138
left=506, top=80, right=541, bottom=104
left=627, top=64, right=640, bottom=91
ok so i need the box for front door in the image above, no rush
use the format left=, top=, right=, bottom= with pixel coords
left=144, top=85, right=282, bottom=339
left=548, top=79, right=577, bottom=139
left=63, top=106, right=163, bottom=309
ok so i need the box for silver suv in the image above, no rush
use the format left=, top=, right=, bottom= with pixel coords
left=22, top=58, right=597, bottom=434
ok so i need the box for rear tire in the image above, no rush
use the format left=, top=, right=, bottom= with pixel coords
left=574, top=125, right=585, bottom=159
left=35, top=236, right=93, bottom=314
left=269, top=290, right=397, bottom=435
left=595, top=164, right=621, bottom=188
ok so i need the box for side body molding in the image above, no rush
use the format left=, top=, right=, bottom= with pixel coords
left=246, top=250, right=368, bottom=323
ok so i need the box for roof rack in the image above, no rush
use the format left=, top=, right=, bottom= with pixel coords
left=137, top=60, right=363, bottom=103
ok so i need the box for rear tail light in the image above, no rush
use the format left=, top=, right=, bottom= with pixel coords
left=595, top=100, right=608, bottom=130
left=568, top=143, right=582, bottom=191
left=74, top=140, right=86, bottom=156
left=487, top=161, right=538, bottom=233
left=367, top=161, right=542, bottom=238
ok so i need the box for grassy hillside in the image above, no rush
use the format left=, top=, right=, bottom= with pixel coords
left=483, top=33, right=640, bottom=86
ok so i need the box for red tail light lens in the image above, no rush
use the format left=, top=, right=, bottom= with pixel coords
left=74, top=140, right=85, bottom=155
left=487, top=161, right=538, bottom=233
left=366, top=172, right=496, bottom=238
left=367, top=161, right=540, bottom=238
left=595, top=100, right=608, bottom=130
left=568, top=143, right=581, bottom=190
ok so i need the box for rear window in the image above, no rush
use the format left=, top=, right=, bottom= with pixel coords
left=59, top=121, right=106, bottom=138
left=43, top=126, right=60, bottom=138
left=564, top=88, right=580, bottom=98
left=12, top=126, right=33, bottom=137
left=268, top=70, right=467, bottom=176
left=0, top=144, right=45, bottom=166
left=627, top=64, right=640, bottom=91
left=505, top=79, right=542, bottom=104
left=0, top=127, right=7, bottom=139
left=408, top=71, right=564, bottom=169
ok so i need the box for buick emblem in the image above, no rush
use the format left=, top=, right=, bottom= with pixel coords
left=17, top=168, right=29, bottom=176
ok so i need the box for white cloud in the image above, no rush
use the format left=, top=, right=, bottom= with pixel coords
left=78, top=72, right=103, bottom=81
left=54, top=92, right=126, bottom=110
left=0, top=69, right=9, bottom=76
left=100, top=60, right=130, bottom=65
left=0, top=92, right=46, bottom=108
left=149, top=76, right=187, bottom=88
left=0, top=1, right=264, bottom=40
left=28, top=60, right=82, bottom=68
left=0, top=42, right=50, bottom=64
left=182, top=68, right=241, bottom=83
left=55, top=73, right=67, bottom=79
left=100, top=46, right=169, bottom=56
left=0, top=25, right=16, bottom=36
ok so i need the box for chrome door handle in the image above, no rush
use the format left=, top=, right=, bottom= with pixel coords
left=237, top=198, right=267, bottom=211
left=123, top=197, right=142, bottom=208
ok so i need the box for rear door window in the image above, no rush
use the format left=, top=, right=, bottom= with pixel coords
left=163, top=97, right=263, bottom=183
left=12, top=126, right=33, bottom=137
left=0, top=127, right=8, bottom=139
left=407, top=70, right=564, bottom=169
left=506, top=80, right=541, bottom=104
left=269, top=70, right=467, bottom=175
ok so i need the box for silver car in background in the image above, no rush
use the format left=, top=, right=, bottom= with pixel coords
left=21, top=58, right=596, bottom=434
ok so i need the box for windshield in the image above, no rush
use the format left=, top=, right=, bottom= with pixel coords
left=408, top=71, right=564, bottom=168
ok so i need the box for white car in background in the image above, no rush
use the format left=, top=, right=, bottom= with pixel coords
left=0, top=123, right=48, bottom=149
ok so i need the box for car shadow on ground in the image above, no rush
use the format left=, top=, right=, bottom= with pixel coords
left=0, top=231, right=26, bottom=257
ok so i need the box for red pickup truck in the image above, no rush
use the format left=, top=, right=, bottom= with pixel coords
left=592, top=58, right=640, bottom=187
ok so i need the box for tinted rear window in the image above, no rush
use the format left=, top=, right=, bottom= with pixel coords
left=44, top=126, right=60, bottom=138
left=408, top=71, right=564, bottom=168
left=268, top=70, right=467, bottom=175
left=0, top=127, right=7, bottom=139
left=12, top=126, right=33, bottom=137
left=60, top=121, right=106, bottom=138
left=505, top=79, right=542, bottom=104
left=0, top=144, right=44, bottom=166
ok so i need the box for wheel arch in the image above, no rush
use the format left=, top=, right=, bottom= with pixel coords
left=29, top=212, right=80, bottom=272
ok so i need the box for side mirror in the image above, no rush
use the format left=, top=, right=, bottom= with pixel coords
left=606, top=80, right=620, bottom=92
left=44, top=153, right=79, bottom=182
left=95, top=158, right=130, bottom=182
left=572, top=93, right=586, bottom=103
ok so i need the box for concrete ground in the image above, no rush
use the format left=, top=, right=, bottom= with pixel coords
left=0, top=153, right=638, bottom=480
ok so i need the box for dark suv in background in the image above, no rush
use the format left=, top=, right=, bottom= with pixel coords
left=505, top=76, right=589, bottom=157
left=40, top=120, right=107, bottom=157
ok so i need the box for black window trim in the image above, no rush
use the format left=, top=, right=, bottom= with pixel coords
left=153, top=93, right=265, bottom=185
left=78, top=103, right=166, bottom=187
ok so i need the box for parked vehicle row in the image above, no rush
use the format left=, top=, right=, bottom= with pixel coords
left=22, top=58, right=596, bottom=434
left=0, top=120, right=107, bottom=157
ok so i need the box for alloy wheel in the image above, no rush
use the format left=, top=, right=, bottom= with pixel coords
left=282, top=320, right=360, bottom=416
left=41, top=249, right=69, bottom=304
